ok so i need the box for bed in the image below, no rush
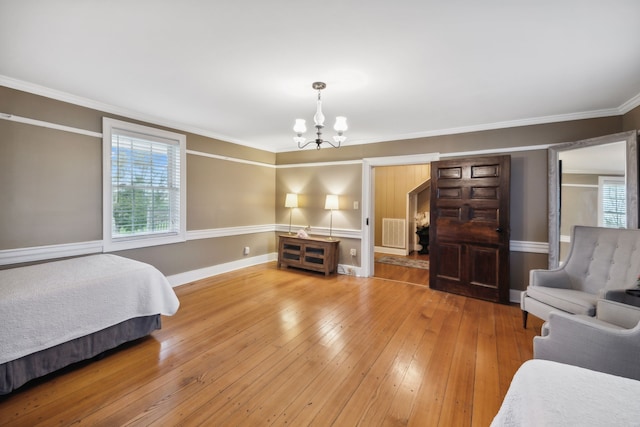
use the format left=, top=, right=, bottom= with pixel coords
left=491, top=359, right=640, bottom=426
left=0, top=254, right=180, bottom=394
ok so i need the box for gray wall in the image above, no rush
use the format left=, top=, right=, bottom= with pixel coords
left=2, top=84, right=639, bottom=293
left=276, top=117, right=626, bottom=291
left=0, top=86, right=276, bottom=276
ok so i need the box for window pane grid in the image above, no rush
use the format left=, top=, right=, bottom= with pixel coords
left=111, top=132, right=181, bottom=239
left=600, top=178, right=626, bottom=228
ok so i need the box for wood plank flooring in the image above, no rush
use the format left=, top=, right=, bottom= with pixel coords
left=0, top=262, right=543, bottom=426
left=374, top=252, right=430, bottom=286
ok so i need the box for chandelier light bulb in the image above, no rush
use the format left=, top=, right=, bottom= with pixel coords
left=293, top=119, right=307, bottom=135
left=334, top=116, right=348, bottom=133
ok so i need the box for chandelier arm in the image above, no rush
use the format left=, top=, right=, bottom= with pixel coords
left=321, top=139, right=340, bottom=149
left=297, top=139, right=316, bottom=149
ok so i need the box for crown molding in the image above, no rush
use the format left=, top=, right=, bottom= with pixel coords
left=0, top=75, right=267, bottom=152
left=619, top=91, right=640, bottom=114
left=4, top=74, right=638, bottom=156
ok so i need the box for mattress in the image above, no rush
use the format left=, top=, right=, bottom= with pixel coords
left=0, top=254, right=179, bottom=365
left=0, top=254, right=180, bottom=394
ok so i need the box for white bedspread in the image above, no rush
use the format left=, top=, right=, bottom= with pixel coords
left=0, top=254, right=179, bottom=364
left=491, top=359, right=640, bottom=426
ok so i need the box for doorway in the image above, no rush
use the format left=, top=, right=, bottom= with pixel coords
left=360, top=153, right=440, bottom=281
left=371, top=163, right=431, bottom=285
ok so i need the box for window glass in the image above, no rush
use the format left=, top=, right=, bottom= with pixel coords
left=103, top=118, right=186, bottom=251
left=598, top=176, right=626, bottom=228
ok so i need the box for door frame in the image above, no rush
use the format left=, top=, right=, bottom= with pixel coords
left=361, top=152, right=440, bottom=278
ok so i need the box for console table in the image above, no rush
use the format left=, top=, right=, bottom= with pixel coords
left=277, top=235, right=340, bottom=276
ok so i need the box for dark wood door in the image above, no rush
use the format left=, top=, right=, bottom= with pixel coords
left=429, top=155, right=511, bottom=303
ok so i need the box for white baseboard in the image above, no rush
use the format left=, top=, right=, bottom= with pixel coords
left=167, top=253, right=278, bottom=287
left=374, top=246, right=407, bottom=256
left=337, top=264, right=362, bottom=277
left=510, top=289, right=523, bottom=304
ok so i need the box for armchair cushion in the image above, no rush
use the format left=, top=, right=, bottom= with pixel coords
left=525, top=286, right=597, bottom=316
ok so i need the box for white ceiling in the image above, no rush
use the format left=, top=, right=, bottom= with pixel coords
left=1, top=1, right=640, bottom=153
left=559, top=141, right=626, bottom=175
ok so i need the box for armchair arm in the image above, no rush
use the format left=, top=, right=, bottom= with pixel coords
left=529, top=268, right=570, bottom=289
left=602, top=289, right=640, bottom=308
left=596, top=299, right=640, bottom=329
left=534, top=311, right=640, bottom=380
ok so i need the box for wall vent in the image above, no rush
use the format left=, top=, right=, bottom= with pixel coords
left=382, top=218, right=406, bottom=249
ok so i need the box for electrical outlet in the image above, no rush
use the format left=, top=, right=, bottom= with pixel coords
left=350, top=248, right=357, bottom=257
left=243, top=246, right=250, bottom=255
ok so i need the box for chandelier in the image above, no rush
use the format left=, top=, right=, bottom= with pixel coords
left=293, top=82, right=348, bottom=149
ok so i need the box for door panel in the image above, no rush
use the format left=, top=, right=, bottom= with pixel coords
left=429, top=155, right=510, bottom=303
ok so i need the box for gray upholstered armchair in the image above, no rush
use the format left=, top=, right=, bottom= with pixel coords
left=534, top=298, right=640, bottom=380
left=521, top=225, right=640, bottom=328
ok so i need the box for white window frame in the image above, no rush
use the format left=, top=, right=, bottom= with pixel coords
left=102, top=117, right=186, bottom=252
left=598, top=175, right=626, bottom=228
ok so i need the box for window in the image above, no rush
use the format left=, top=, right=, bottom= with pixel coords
left=103, top=118, right=186, bottom=251
left=598, top=176, right=626, bottom=228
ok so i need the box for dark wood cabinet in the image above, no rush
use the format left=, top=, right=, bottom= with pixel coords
left=277, top=235, right=340, bottom=276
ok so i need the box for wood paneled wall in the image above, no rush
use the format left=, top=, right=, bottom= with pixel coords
left=374, top=164, right=430, bottom=247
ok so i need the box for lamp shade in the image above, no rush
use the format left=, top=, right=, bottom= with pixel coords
left=334, top=116, right=348, bottom=133
left=293, top=119, right=307, bottom=134
left=324, top=194, right=339, bottom=210
left=285, top=193, right=298, bottom=208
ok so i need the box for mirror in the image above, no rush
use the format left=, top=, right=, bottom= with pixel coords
left=548, top=131, right=638, bottom=268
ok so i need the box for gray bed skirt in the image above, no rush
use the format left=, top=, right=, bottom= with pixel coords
left=0, top=315, right=161, bottom=395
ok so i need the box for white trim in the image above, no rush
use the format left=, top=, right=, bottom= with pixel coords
left=363, top=153, right=441, bottom=167
left=561, top=183, right=598, bottom=188
left=439, top=143, right=556, bottom=159
left=0, top=112, right=102, bottom=138
left=362, top=153, right=441, bottom=278
left=187, top=149, right=276, bottom=168
left=188, top=224, right=275, bottom=240
left=275, top=224, right=363, bottom=240
left=167, top=255, right=364, bottom=287
left=0, top=240, right=103, bottom=265
left=510, top=289, right=523, bottom=304
left=167, top=253, right=278, bottom=287
left=374, top=246, right=407, bottom=256
left=619, top=92, right=640, bottom=114
left=0, top=232, right=548, bottom=267
left=278, top=111, right=622, bottom=152
left=3, top=74, right=636, bottom=154
left=102, top=118, right=187, bottom=253
left=276, top=159, right=363, bottom=168
left=0, top=107, right=559, bottom=173
left=0, top=75, right=261, bottom=151
left=510, top=240, right=549, bottom=254
left=337, top=264, right=362, bottom=277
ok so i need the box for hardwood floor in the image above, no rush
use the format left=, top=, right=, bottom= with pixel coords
left=0, top=262, right=543, bottom=426
left=374, top=251, right=431, bottom=286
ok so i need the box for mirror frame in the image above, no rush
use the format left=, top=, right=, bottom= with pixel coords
left=548, top=130, right=639, bottom=268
